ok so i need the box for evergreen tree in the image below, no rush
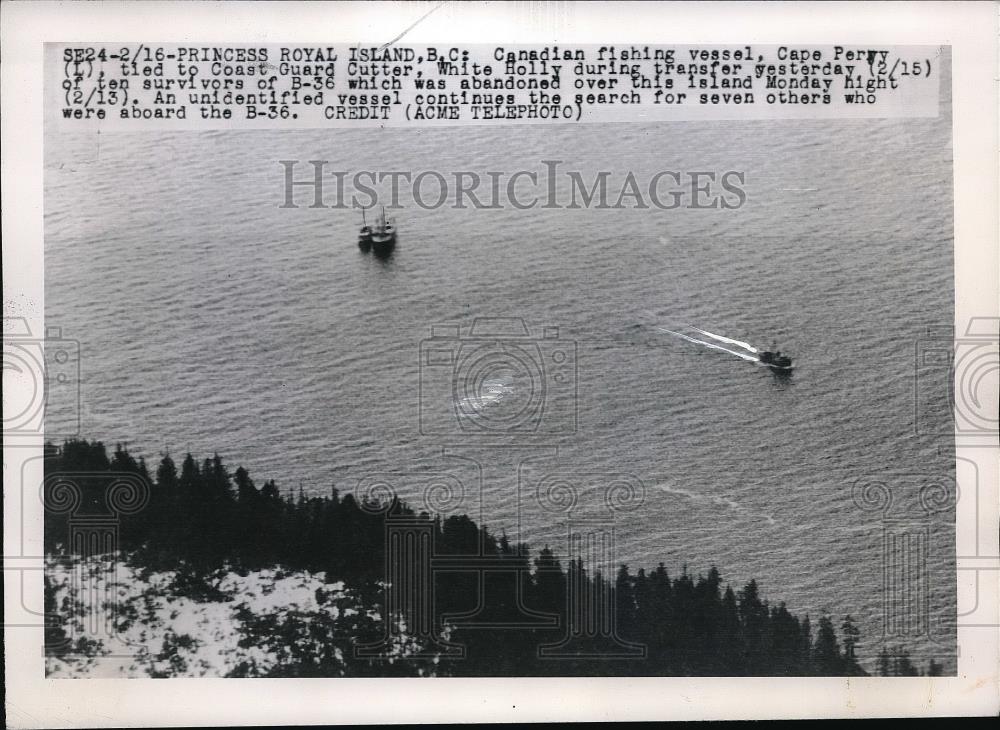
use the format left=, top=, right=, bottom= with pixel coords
left=840, top=615, right=860, bottom=659
left=44, top=438, right=879, bottom=678
left=234, top=466, right=258, bottom=504
left=876, top=645, right=893, bottom=676
left=178, top=453, right=201, bottom=505
left=800, top=615, right=814, bottom=672
left=813, top=616, right=844, bottom=674
left=261, top=479, right=280, bottom=501
left=153, top=454, right=180, bottom=544
left=110, top=443, right=139, bottom=472
left=840, top=615, right=864, bottom=675
left=156, top=454, right=179, bottom=498
left=615, top=564, right=637, bottom=643
left=738, top=579, right=768, bottom=672
left=718, top=585, right=742, bottom=671
left=893, top=647, right=919, bottom=676
left=769, top=603, right=803, bottom=675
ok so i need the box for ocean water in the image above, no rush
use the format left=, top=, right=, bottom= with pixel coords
left=44, top=99, right=957, bottom=669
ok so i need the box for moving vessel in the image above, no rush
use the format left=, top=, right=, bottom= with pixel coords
left=758, top=348, right=793, bottom=371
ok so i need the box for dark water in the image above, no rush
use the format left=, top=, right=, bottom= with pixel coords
left=45, top=98, right=956, bottom=670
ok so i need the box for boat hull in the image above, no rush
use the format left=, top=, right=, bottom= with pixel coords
left=358, top=224, right=373, bottom=252
left=758, top=351, right=792, bottom=371
left=371, top=232, right=396, bottom=257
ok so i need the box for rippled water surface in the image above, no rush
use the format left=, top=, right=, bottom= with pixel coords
left=45, top=95, right=957, bottom=669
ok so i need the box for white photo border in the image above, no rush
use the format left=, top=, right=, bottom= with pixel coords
left=2, top=1, right=997, bottom=724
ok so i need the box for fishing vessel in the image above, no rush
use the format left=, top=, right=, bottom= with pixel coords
left=370, top=206, right=396, bottom=257
left=358, top=208, right=373, bottom=251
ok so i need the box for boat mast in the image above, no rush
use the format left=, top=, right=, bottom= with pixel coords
left=362, top=207, right=367, bottom=227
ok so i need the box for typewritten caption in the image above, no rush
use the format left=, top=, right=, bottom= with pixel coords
left=53, top=44, right=940, bottom=127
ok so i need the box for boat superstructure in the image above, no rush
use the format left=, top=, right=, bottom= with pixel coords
left=358, top=208, right=373, bottom=251
left=370, top=206, right=396, bottom=257
left=758, top=348, right=793, bottom=371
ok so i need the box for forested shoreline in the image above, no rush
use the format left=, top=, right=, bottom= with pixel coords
left=44, top=439, right=939, bottom=676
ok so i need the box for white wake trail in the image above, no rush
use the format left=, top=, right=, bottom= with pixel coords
left=686, top=326, right=758, bottom=354
left=656, top=328, right=760, bottom=363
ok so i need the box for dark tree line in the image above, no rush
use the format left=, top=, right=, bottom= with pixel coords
left=876, top=646, right=944, bottom=677
left=42, top=439, right=935, bottom=676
